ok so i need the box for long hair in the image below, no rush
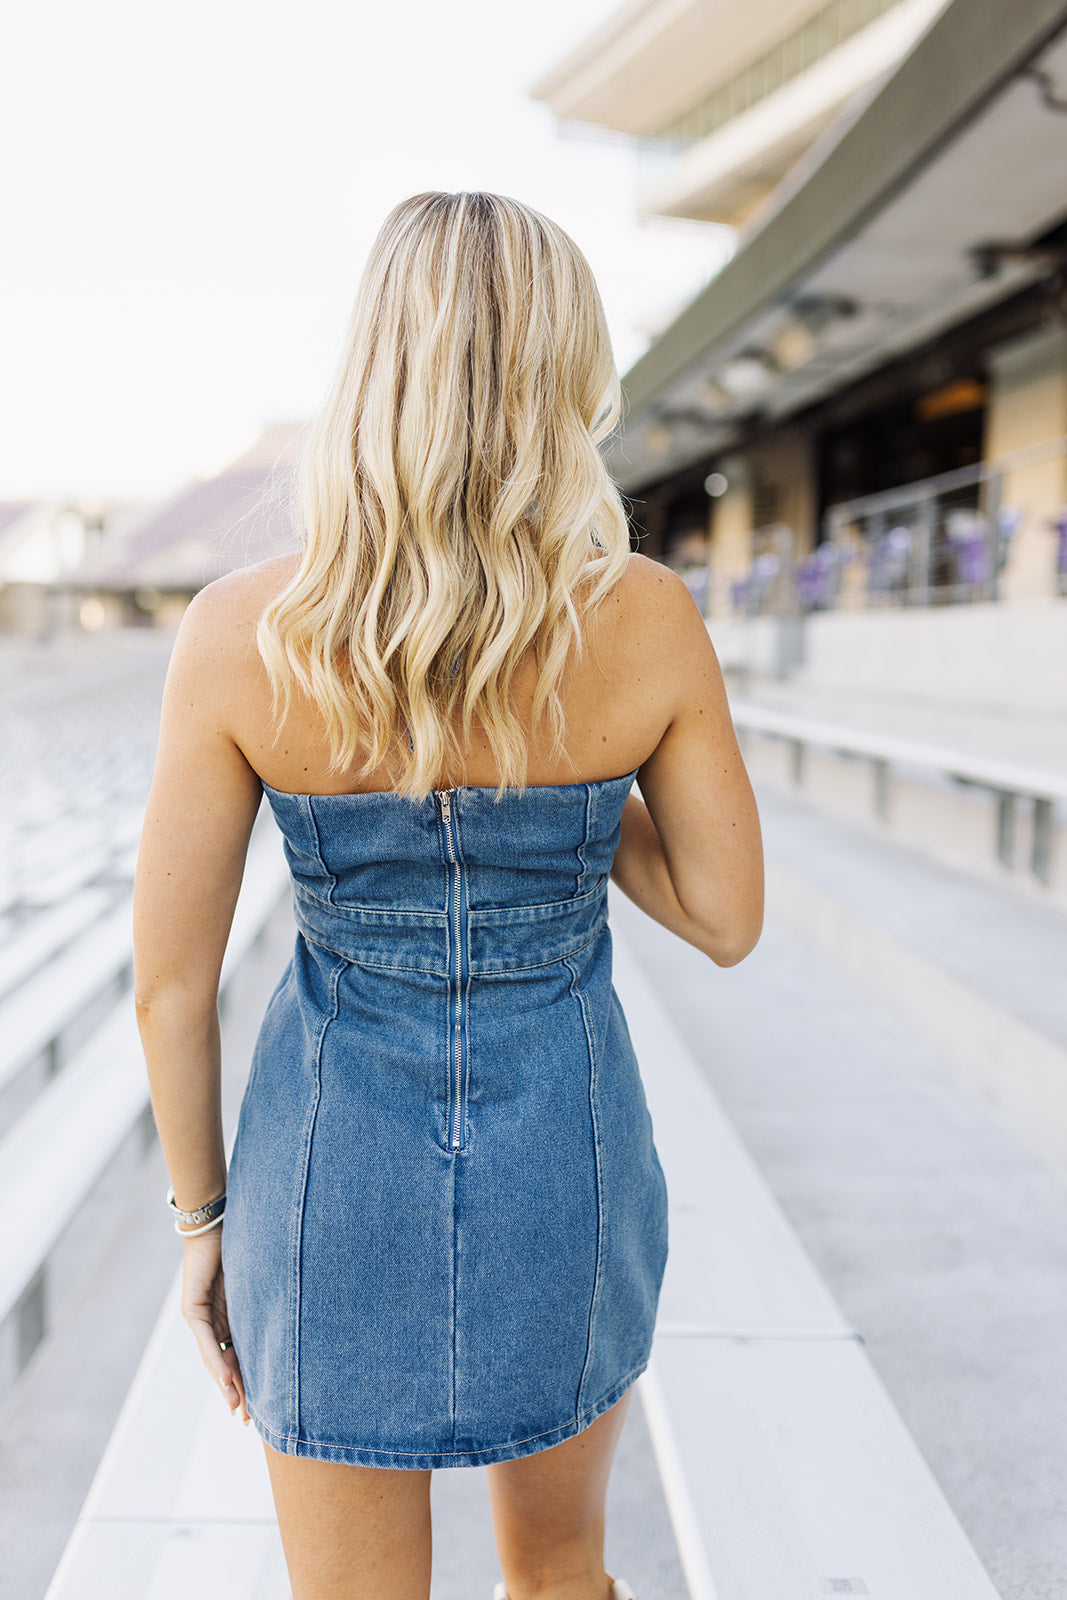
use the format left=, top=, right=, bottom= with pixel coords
left=256, top=190, right=632, bottom=799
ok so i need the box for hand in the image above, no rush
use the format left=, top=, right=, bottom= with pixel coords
left=179, top=1227, right=250, bottom=1424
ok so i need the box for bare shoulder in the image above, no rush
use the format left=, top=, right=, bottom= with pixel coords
left=586, top=551, right=728, bottom=751
left=597, top=552, right=715, bottom=666
left=181, top=553, right=299, bottom=630
left=609, top=552, right=707, bottom=630
left=173, top=554, right=300, bottom=664
left=164, top=554, right=301, bottom=720
left=615, top=549, right=689, bottom=602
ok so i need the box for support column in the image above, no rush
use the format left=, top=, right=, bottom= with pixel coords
left=984, top=325, right=1067, bottom=602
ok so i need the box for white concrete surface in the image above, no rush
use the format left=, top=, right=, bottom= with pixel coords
left=710, top=600, right=1067, bottom=715
left=610, top=824, right=1067, bottom=1599
left=730, top=675, right=1067, bottom=902
left=0, top=895, right=301, bottom=1600
left=616, top=936, right=1003, bottom=1600
left=753, top=783, right=1067, bottom=1175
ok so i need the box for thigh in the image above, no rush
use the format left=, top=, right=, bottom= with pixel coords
left=262, top=1441, right=432, bottom=1600
left=486, top=1388, right=633, bottom=1587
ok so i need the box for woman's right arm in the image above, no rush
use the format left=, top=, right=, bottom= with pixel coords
left=609, top=566, right=764, bottom=967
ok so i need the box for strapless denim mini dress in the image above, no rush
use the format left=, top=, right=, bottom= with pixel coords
left=221, top=770, right=669, bottom=1468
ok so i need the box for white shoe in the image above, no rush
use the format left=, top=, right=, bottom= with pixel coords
left=492, top=1581, right=636, bottom=1600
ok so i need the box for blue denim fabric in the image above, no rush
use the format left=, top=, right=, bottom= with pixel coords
left=221, top=771, right=669, bottom=1468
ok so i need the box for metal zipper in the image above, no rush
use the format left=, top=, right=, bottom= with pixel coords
left=438, top=789, right=464, bottom=1150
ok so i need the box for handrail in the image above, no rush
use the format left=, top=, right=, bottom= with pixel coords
left=824, top=432, right=1067, bottom=526
left=729, top=699, right=1067, bottom=801
left=714, top=433, right=1067, bottom=618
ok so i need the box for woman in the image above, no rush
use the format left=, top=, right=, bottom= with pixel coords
left=134, top=190, right=763, bottom=1600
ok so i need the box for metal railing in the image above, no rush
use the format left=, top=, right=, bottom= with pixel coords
left=721, top=435, right=1067, bottom=616
left=730, top=698, right=1065, bottom=885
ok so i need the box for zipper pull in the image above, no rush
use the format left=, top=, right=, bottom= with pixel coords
left=440, top=789, right=452, bottom=821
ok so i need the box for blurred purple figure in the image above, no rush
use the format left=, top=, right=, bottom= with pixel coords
left=1050, top=508, right=1067, bottom=591
left=795, top=542, right=841, bottom=610
left=869, top=525, right=911, bottom=597
left=946, top=512, right=992, bottom=588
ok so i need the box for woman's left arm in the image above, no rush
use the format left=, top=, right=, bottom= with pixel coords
left=133, top=580, right=264, bottom=1418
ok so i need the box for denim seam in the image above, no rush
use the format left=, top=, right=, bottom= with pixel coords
left=437, top=797, right=454, bottom=1148
left=574, top=783, right=592, bottom=895
left=300, top=795, right=339, bottom=907
left=472, top=926, right=608, bottom=975
left=449, top=1151, right=458, bottom=1448
left=458, top=803, right=472, bottom=1154
left=563, top=953, right=604, bottom=1423
left=293, top=888, right=446, bottom=922
left=262, top=770, right=638, bottom=803
left=247, top=1360, right=646, bottom=1464
left=298, top=931, right=446, bottom=977
left=442, top=970, right=453, bottom=1150
left=472, top=879, right=608, bottom=918
left=287, top=953, right=345, bottom=1447
left=297, top=927, right=609, bottom=977
left=586, top=783, right=599, bottom=896
left=293, top=882, right=606, bottom=921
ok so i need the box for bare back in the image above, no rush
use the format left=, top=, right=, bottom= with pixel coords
left=210, top=551, right=693, bottom=795
left=135, top=553, right=761, bottom=1283
left=156, top=545, right=763, bottom=968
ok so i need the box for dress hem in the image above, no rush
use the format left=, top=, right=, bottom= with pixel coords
left=247, top=1361, right=647, bottom=1469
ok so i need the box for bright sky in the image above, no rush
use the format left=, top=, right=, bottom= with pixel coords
left=0, top=0, right=733, bottom=503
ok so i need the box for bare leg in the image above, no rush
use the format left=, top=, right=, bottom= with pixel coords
left=262, top=1441, right=432, bottom=1600
left=487, top=1387, right=634, bottom=1600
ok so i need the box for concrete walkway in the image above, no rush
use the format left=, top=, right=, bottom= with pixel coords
left=609, top=779, right=1067, bottom=1600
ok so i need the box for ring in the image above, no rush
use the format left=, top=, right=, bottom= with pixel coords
left=219, top=1339, right=232, bottom=1351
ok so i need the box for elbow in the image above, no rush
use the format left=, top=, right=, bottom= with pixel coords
left=134, top=977, right=169, bottom=1019
left=134, top=988, right=166, bottom=1025
left=133, top=983, right=155, bottom=1022
left=668, top=862, right=765, bottom=968
left=707, top=925, right=762, bottom=967
left=688, top=899, right=764, bottom=969
left=134, top=979, right=218, bottom=1028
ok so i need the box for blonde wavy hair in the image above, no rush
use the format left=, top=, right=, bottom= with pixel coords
left=256, top=189, right=632, bottom=799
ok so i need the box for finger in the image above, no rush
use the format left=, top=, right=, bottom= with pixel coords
left=230, top=1366, right=251, bottom=1425
left=219, top=1340, right=251, bottom=1424
left=187, top=1312, right=243, bottom=1411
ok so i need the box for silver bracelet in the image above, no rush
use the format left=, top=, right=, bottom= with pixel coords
left=166, top=1184, right=227, bottom=1227
left=174, top=1210, right=225, bottom=1238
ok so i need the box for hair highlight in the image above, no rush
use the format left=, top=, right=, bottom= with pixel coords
left=256, top=190, right=632, bottom=799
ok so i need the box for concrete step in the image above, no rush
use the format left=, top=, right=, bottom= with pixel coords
left=750, top=782, right=1067, bottom=1176
left=608, top=860, right=1067, bottom=1600
left=41, top=1267, right=683, bottom=1600
left=724, top=675, right=1067, bottom=906
left=613, top=934, right=1004, bottom=1600
left=729, top=681, right=1067, bottom=777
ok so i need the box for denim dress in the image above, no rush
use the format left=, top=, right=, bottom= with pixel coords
left=221, top=771, right=669, bottom=1468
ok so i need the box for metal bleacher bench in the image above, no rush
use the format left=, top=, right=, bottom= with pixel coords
left=0, top=822, right=291, bottom=1397
left=729, top=698, right=1067, bottom=887
left=43, top=918, right=1004, bottom=1599
left=0, top=896, right=134, bottom=1099
left=0, top=887, right=113, bottom=1004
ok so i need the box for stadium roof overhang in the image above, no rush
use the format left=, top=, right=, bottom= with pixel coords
left=609, top=0, right=1067, bottom=493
